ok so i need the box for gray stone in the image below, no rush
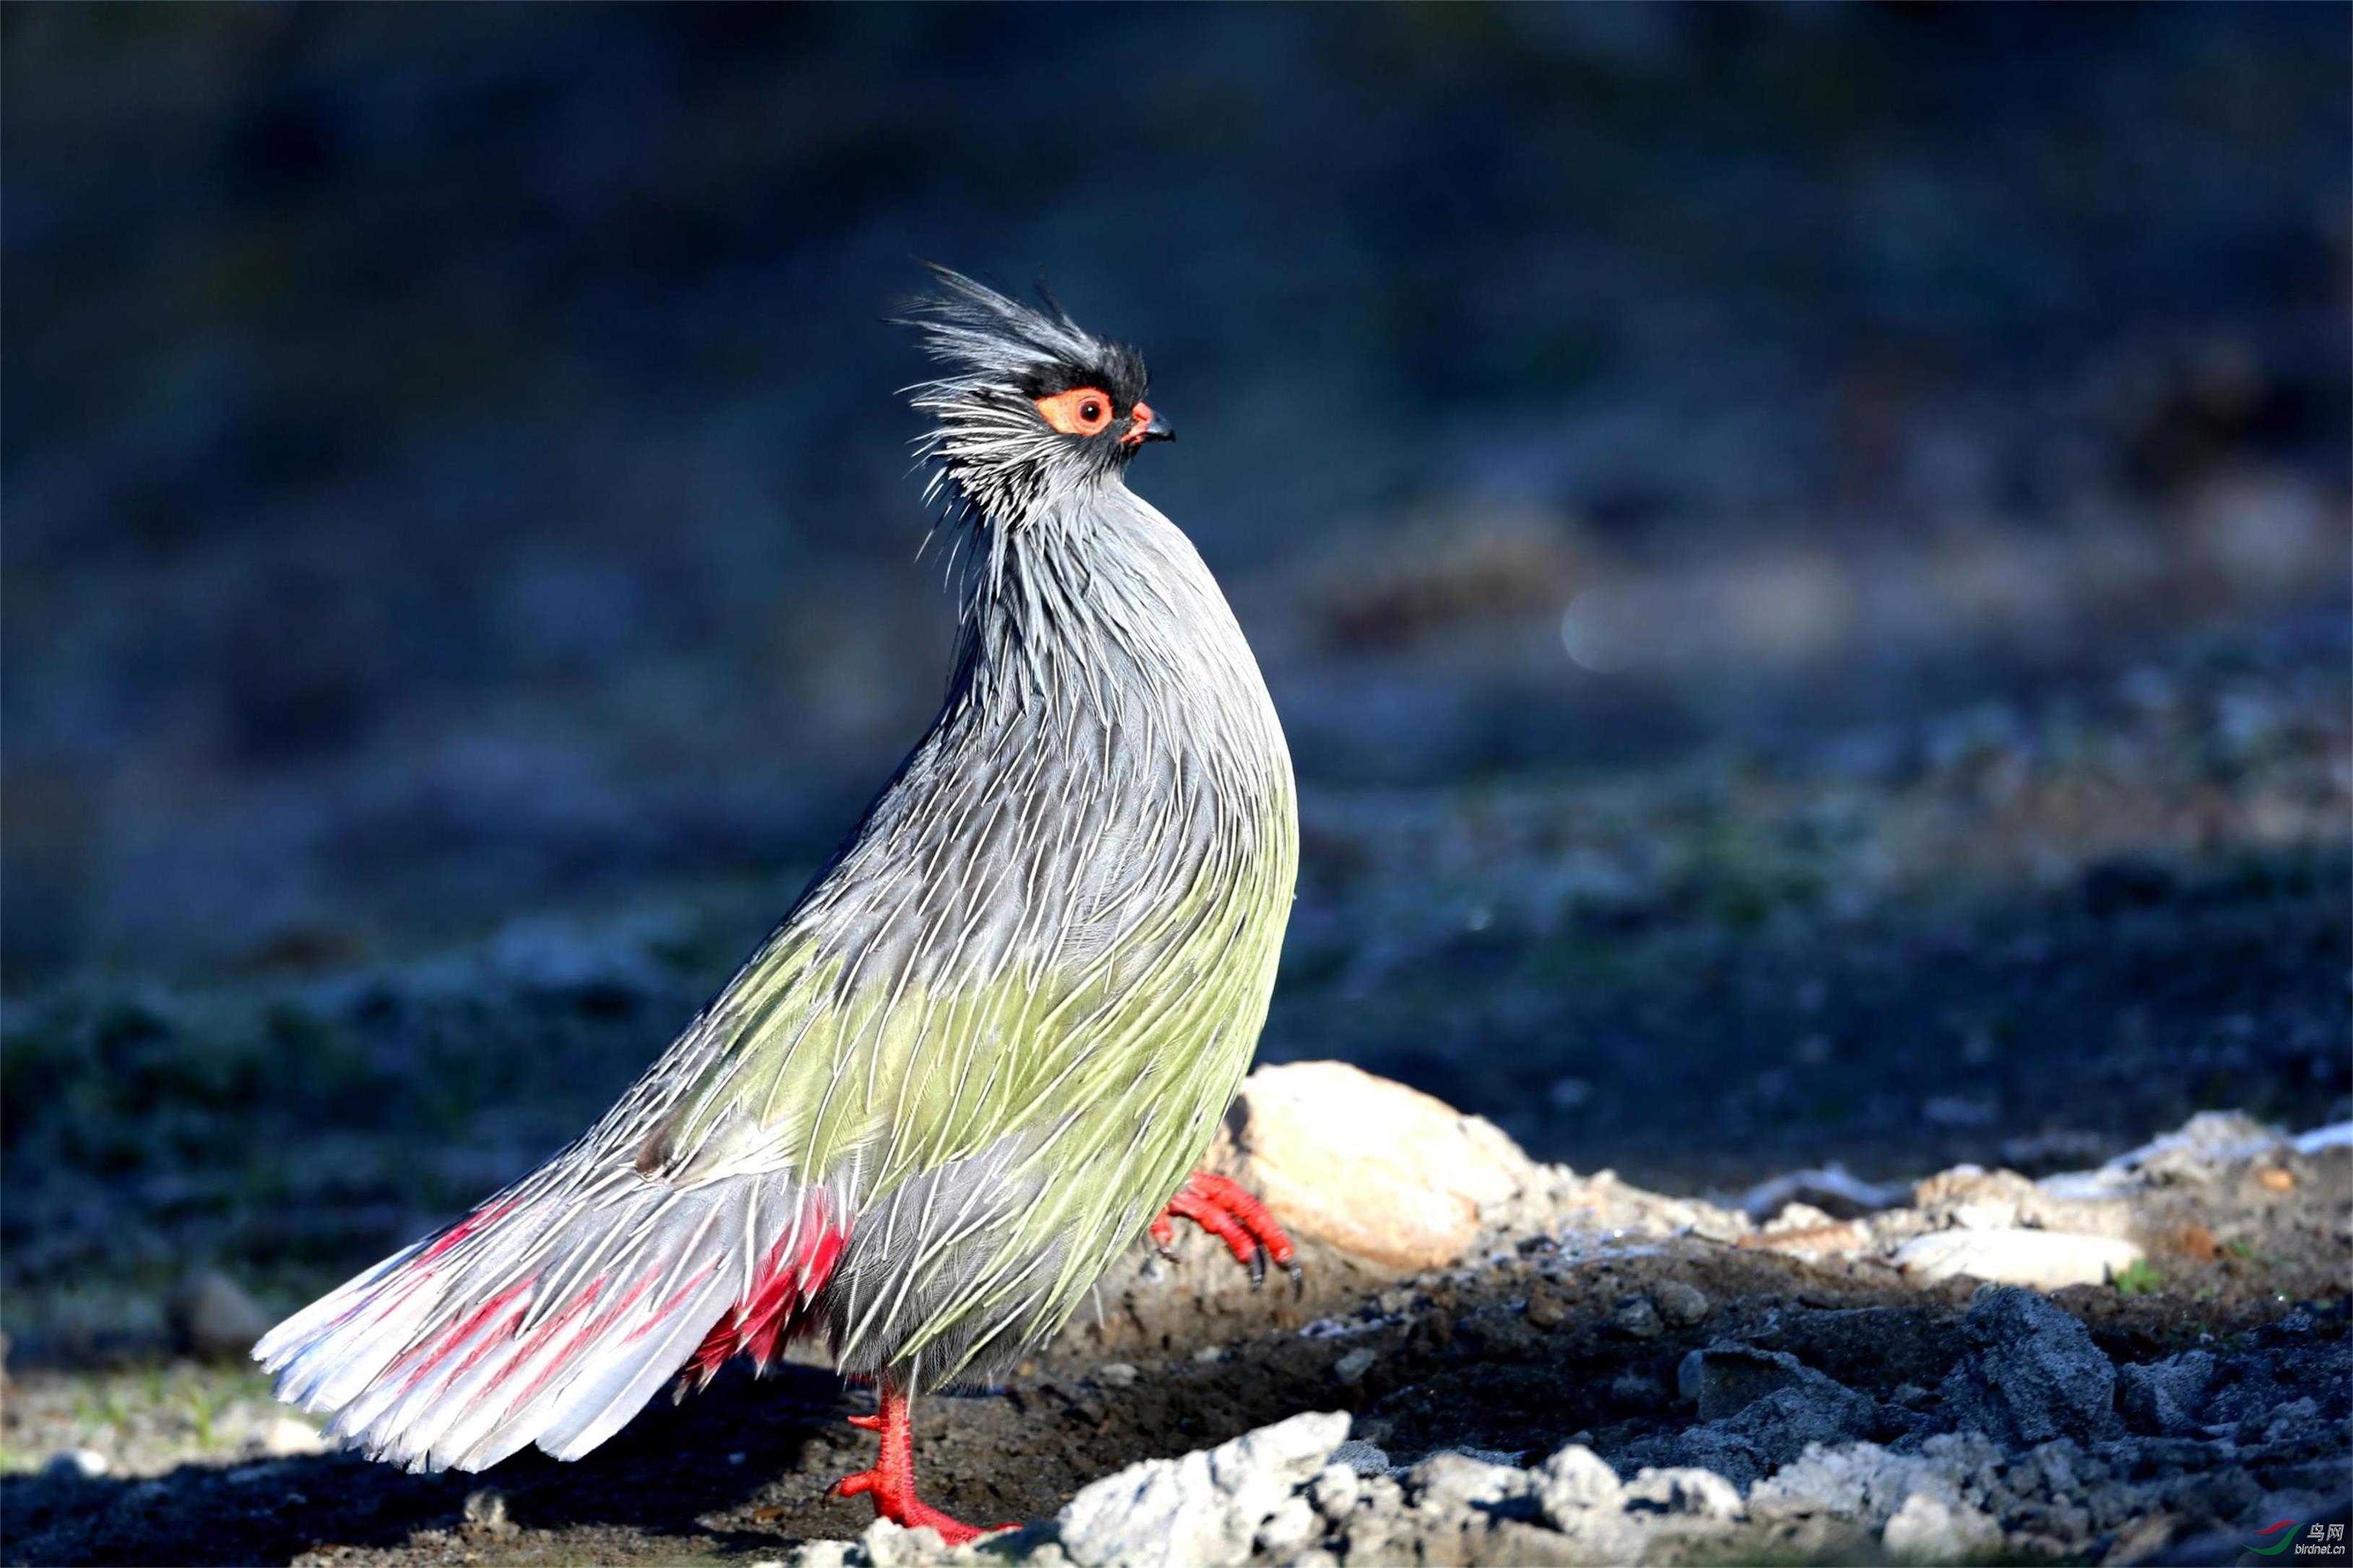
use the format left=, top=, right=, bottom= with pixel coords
left=1652, top=1280, right=1711, bottom=1327
left=1056, top=1410, right=1348, bottom=1568
left=1612, top=1296, right=1664, bottom=1338
left=1938, top=1288, right=2118, bottom=1447
left=1329, top=1438, right=1392, bottom=1476
left=1622, top=1465, right=1744, bottom=1519
left=1722, top=1382, right=1876, bottom=1470
left=1676, top=1342, right=1844, bottom=1421
left=2117, top=1351, right=2216, bottom=1434
left=168, top=1268, right=272, bottom=1359
left=1332, top=1347, right=1378, bottom=1386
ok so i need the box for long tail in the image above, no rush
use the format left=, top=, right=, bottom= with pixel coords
left=255, top=1164, right=846, bottom=1473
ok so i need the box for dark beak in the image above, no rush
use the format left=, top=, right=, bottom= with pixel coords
left=1139, top=410, right=1174, bottom=443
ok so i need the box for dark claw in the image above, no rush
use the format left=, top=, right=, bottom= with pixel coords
left=1248, top=1244, right=1267, bottom=1289
left=1287, top=1261, right=1305, bottom=1299
left=1153, top=1241, right=1181, bottom=1264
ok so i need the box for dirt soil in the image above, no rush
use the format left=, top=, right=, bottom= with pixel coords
left=4, top=609, right=2350, bottom=1566
left=6, top=1111, right=2348, bottom=1567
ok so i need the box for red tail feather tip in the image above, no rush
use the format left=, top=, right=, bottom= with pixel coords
left=684, top=1205, right=849, bottom=1385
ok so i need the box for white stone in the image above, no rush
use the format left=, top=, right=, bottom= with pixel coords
left=1882, top=1491, right=2003, bottom=1561
left=1056, top=1411, right=1350, bottom=1568
left=44, top=1449, right=109, bottom=1481
left=265, top=1416, right=325, bottom=1456
left=1211, top=1062, right=1537, bottom=1271
left=1535, top=1444, right=1623, bottom=1525
left=1893, top=1229, right=2145, bottom=1289
left=1254, top=1494, right=1320, bottom=1555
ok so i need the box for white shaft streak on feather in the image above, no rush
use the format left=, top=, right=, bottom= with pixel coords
left=256, top=269, right=1296, bottom=1467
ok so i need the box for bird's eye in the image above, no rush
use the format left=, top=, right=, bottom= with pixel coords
left=1033, top=386, right=1117, bottom=437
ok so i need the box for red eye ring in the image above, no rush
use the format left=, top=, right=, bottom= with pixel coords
left=1034, top=386, right=1117, bottom=437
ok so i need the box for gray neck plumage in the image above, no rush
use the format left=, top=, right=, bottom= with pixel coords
left=942, top=477, right=1281, bottom=779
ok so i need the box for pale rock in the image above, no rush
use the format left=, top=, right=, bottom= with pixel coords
left=44, top=1449, right=108, bottom=1481
left=1408, top=1451, right=1523, bottom=1512
left=1882, top=1491, right=2003, bottom=1561
left=1210, top=1062, right=1535, bottom=1270
left=1912, top=1166, right=2133, bottom=1238
left=1306, top=1463, right=1359, bottom=1521
left=1535, top=1444, right=1623, bottom=1526
left=1893, top=1229, right=2144, bottom=1289
left=1332, top=1346, right=1378, bottom=1385
left=1763, top=1201, right=1841, bottom=1233
left=1055, top=1410, right=1349, bottom=1568
left=1254, top=1494, right=1320, bottom=1555
left=1746, top=1439, right=1985, bottom=1527
left=265, top=1416, right=325, bottom=1456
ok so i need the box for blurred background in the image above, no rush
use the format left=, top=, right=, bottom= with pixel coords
left=4, top=5, right=2347, bottom=1359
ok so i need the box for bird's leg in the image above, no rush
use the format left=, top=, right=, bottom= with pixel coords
left=1160, top=1171, right=1302, bottom=1293
left=834, top=1381, right=1013, bottom=1546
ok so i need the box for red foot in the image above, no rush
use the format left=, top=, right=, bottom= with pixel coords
left=834, top=1383, right=1014, bottom=1547
left=1156, top=1171, right=1301, bottom=1294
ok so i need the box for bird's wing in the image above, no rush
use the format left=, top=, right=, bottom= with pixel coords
left=638, top=787, right=1291, bottom=1379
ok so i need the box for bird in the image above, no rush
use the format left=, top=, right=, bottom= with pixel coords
left=254, top=265, right=1301, bottom=1545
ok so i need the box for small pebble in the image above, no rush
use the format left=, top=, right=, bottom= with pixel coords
left=1094, top=1362, right=1140, bottom=1387
left=1332, top=1347, right=1379, bottom=1385
left=44, top=1450, right=108, bottom=1481
left=1524, top=1281, right=1569, bottom=1330
left=462, top=1488, right=515, bottom=1537
left=264, top=1417, right=324, bottom=1457
left=1192, top=1343, right=1226, bottom=1363
left=2257, top=1166, right=2295, bottom=1192
left=1611, top=1296, right=1663, bottom=1339
left=1652, top=1280, right=1711, bottom=1327
left=168, top=1269, right=273, bottom=1360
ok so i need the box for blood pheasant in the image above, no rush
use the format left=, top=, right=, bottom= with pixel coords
left=256, top=267, right=1299, bottom=1543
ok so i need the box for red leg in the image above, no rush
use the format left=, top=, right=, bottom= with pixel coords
left=835, top=1382, right=1013, bottom=1546
left=1161, top=1171, right=1301, bottom=1293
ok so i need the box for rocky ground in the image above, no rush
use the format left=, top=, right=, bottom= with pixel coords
left=6, top=11, right=2349, bottom=1564
left=4, top=605, right=2350, bottom=1567
left=4, top=1067, right=2348, bottom=1567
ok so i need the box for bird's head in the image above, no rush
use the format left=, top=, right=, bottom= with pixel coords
left=901, top=265, right=1172, bottom=529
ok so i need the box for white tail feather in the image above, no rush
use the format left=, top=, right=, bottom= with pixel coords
left=256, top=1169, right=833, bottom=1473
